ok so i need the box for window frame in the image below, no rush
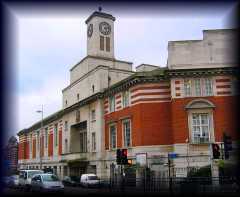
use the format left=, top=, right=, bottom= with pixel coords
left=91, top=109, right=96, bottom=121
left=122, top=119, right=131, bottom=148
left=100, top=36, right=104, bottom=51
left=109, top=123, right=117, bottom=150
left=54, top=123, right=58, bottom=147
left=109, top=96, right=115, bottom=113
left=122, top=90, right=130, bottom=108
left=106, top=37, right=110, bottom=52
left=79, top=130, right=87, bottom=153
left=184, top=78, right=213, bottom=97
left=91, top=132, right=96, bottom=152
left=188, top=109, right=214, bottom=144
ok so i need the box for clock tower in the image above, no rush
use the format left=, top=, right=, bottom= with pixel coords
left=85, top=9, right=115, bottom=59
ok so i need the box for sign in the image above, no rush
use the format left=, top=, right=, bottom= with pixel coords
left=168, top=152, right=178, bottom=159
left=136, top=153, right=147, bottom=167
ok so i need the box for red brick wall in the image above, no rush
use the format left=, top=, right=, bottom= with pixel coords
left=18, top=142, right=24, bottom=160
left=105, top=102, right=172, bottom=148
left=105, top=95, right=239, bottom=148
left=25, top=141, right=29, bottom=159
left=171, top=96, right=239, bottom=143
left=58, top=128, right=62, bottom=155
left=48, top=133, right=53, bottom=157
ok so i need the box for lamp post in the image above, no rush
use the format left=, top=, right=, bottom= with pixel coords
left=36, top=105, right=43, bottom=170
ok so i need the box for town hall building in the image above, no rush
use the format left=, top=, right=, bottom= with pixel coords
left=18, top=10, right=238, bottom=180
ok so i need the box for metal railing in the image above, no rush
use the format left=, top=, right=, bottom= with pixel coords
left=98, top=176, right=239, bottom=194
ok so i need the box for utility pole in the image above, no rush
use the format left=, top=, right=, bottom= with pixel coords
left=36, top=105, right=43, bottom=170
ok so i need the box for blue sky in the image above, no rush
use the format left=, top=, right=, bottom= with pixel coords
left=8, top=2, right=237, bottom=138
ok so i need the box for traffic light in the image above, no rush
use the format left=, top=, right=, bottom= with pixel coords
left=116, top=149, right=129, bottom=165
left=223, top=133, right=232, bottom=159
left=122, top=149, right=128, bottom=165
left=212, top=143, right=220, bottom=159
left=116, top=149, right=122, bottom=164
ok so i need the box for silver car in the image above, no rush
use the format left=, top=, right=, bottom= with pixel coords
left=8, top=175, right=19, bottom=188
left=31, top=173, right=64, bottom=193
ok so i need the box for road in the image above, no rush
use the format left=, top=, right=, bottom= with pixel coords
left=2, top=186, right=111, bottom=195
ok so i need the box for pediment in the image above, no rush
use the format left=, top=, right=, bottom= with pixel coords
left=185, top=99, right=215, bottom=110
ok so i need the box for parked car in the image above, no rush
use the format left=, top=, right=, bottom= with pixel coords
left=8, top=175, right=19, bottom=188
left=31, top=173, right=64, bottom=193
left=80, top=174, right=101, bottom=188
left=2, top=176, right=11, bottom=187
left=19, top=170, right=44, bottom=191
left=62, top=176, right=80, bottom=187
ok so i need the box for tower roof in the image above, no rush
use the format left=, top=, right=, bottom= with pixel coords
left=85, top=11, right=116, bottom=24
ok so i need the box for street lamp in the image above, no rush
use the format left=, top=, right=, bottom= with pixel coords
left=36, top=105, right=43, bottom=170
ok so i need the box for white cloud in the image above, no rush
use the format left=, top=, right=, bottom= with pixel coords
left=17, top=74, right=68, bottom=131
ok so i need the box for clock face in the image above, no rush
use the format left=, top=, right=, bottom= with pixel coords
left=99, top=22, right=111, bottom=35
left=87, top=24, right=93, bottom=38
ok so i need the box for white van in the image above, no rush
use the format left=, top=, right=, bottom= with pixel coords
left=80, top=174, right=101, bottom=188
left=19, top=170, right=44, bottom=191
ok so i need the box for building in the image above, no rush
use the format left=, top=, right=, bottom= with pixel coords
left=17, top=10, right=238, bottom=180
left=3, top=136, right=19, bottom=175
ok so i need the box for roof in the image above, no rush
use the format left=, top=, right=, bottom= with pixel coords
left=85, top=11, right=115, bottom=24
left=17, top=66, right=239, bottom=136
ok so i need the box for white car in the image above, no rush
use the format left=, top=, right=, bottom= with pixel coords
left=80, top=174, right=101, bottom=188
left=31, top=173, right=64, bottom=193
left=19, top=170, right=44, bottom=191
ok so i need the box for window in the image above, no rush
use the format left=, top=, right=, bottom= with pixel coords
left=54, top=124, right=58, bottom=146
left=100, top=36, right=104, bottom=51
left=64, top=121, right=68, bottom=132
left=204, top=78, right=213, bottom=96
left=91, top=110, right=96, bottom=121
left=45, top=128, right=48, bottom=148
left=109, top=96, right=115, bottom=112
left=92, top=132, right=96, bottom=152
left=194, top=79, right=201, bottom=96
left=76, top=110, right=80, bottom=122
left=106, top=37, right=110, bottom=52
left=123, top=120, right=131, bottom=147
left=65, top=100, right=67, bottom=106
left=184, top=78, right=213, bottom=97
left=122, top=90, right=130, bottom=107
left=92, top=85, right=95, bottom=93
left=191, top=113, right=210, bottom=143
left=80, top=131, right=87, bottom=152
left=77, top=94, right=80, bottom=101
left=64, top=139, right=68, bottom=153
left=184, top=79, right=192, bottom=96
left=109, top=125, right=116, bottom=149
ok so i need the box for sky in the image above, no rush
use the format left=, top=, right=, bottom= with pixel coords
left=5, top=2, right=237, bottom=140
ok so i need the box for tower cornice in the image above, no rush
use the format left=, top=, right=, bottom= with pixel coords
left=85, top=11, right=116, bottom=24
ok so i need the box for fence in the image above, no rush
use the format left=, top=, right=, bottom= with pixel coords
left=101, top=176, right=239, bottom=194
